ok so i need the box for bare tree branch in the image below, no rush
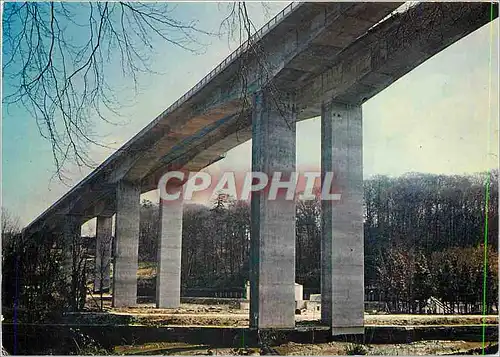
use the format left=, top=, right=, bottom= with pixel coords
left=2, top=2, right=216, bottom=181
left=3, top=2, right=291, bottom=182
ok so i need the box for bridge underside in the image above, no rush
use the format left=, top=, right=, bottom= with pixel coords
left=24, top=2, right=498, bottom=334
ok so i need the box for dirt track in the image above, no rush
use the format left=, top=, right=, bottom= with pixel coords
left=106, top=303, right=498, bottom=327
left=113, top=340, right=497, bottom=355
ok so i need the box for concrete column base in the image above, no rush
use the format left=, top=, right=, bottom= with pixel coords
left=321, top=101, right=364, bottom=334
left=112, top=181, right=140, bottom=308
left=156, top=198, right=183, bottom=308
left=332, top=326, right=365, bottom=336
left=250, top=89, right=297, bottom=329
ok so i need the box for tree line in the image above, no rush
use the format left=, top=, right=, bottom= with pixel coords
left=136, top=171, right=498, bottom=313
left=2, top=171, right=498, bottom=320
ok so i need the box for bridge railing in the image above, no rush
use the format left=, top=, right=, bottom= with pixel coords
left=165, top=2, right=301, bottom=114
left=22, top=2, right=303, bottom=235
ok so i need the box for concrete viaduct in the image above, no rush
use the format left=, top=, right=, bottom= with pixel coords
left=23, top=2, right=497, bottom=333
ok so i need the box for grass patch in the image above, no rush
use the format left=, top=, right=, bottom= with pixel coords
left=344, top=343, right=368, bottom=355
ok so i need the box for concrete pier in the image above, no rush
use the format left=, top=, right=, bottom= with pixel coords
left=321, top=101, right=364, bottom=335
left=20, top=2, right=495, bottom=333
left=250, top=89, right=296, bottom=329
left=156, top=198, right=184, bottom=308
left=62, top=215, right=82, bottom=282
left=94, top=216, right=113, bottom=292
left=112, top=181, right=141, bottom=307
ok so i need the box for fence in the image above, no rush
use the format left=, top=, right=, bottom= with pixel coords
left=182, top=288, right=245, bottom=299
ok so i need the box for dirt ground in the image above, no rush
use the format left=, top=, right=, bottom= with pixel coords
left=77, top=298, right=499, bottom=355
left=113, top=340, right=497, bottom=355
left=100, top=266, right=498, bottom=329
left=104, top=303, right=498, bottom=327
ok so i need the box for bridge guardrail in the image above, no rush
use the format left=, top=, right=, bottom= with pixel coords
left=22, top=2, right=302, bottom=234
left=164, top=2, right=301, bottom=115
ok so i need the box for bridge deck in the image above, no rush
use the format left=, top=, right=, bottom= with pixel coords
left=24, top=2, right=498, bottom=234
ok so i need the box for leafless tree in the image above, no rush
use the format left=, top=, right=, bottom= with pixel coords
left=94, top=233, right=112, bottom=311
left=219, top=2, right=295, bottom=136
left=69, top=232, right=90, bottom=311
left=1, top=208, right=20, bottom=237
left=1, top=208, right=21, bottom=254
left=2, top=2, right=281, bottom=181
left=2, top=2, right=215, bottom=180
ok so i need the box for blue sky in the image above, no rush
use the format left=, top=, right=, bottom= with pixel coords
left=1, top=3, right=499, bottom=228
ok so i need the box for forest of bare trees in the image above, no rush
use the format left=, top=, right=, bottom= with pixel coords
left=2, top=171, right=498, bottom=321
left=135, top=171, right=498, bottom=313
